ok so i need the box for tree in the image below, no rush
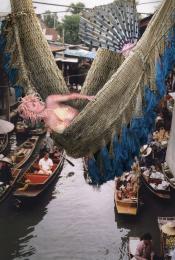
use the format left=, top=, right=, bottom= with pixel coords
left=62, top=14, right=81, bottom=44
left=68, top=2, right=85, bottom=14
left=61, top=2, right=85, bottom=44
left=43, top=11, right=63, bottom=38
left=43, top=11, right=58, bottom=28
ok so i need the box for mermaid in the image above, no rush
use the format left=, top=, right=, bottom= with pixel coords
left=18, top=93, right=94, bottom=133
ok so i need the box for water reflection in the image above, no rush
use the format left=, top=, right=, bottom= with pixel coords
left=0, top=157, right=175, bottom=259
left=0, top=178, right=58, bottom=260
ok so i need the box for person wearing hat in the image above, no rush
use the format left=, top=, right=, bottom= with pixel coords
left=131, top=233, right=163, bottom=260
left=0, top=156, right=13, bottom=187
left=140, top=145, right=153, bottom=167
left=161, top=221, right=175, bottom=236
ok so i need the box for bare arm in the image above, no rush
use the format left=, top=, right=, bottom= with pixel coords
left=46, top=93, right=95, bottom=105
left=134, top=256, right=147, bottom=260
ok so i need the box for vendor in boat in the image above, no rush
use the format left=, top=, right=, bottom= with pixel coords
left=133, top=233, right=162, bottom=260
left=0, top=156, right=13, bottom=186
left=18, top=93, right=95, bottom=134
left=140, top=145, right=153, bottom=167
left=38, top=152, right=53, bottom=175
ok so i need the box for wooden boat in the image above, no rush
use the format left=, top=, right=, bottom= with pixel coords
left=15, top=121, right=28, bottom=133
left=162, top=162, right=175, bottom=190
left=128, top=237, right=140, bottom=259
left=13, top=152, right=64, bottom=200
left=28, top=128, right=46, bottom=136
left=141, top=167, right=171, bottom=199
left=114, top=171, right=140, bottom=216
left=9, top=136, right=39, bottom=169
left=0, top=168, right=21, bottom=204
left=158, top=216, right=175, bottom=259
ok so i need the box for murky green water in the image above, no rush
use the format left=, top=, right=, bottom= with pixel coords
left=0, top=156, right=175, bottom=260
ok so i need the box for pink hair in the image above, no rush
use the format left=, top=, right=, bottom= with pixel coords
left=18, top=94, right=48, bottom=124
left=120, top=42, right=137, bottom=58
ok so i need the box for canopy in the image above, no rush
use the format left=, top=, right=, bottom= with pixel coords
left=0, top=119, right=14, bottom=134
left=1, top=0, right=175, bottom=160
left=166, top=104, right=175, bottom=177
left=64, top=49, right=96, bottom=59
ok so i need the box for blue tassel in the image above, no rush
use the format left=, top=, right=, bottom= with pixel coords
left=87, top=158, right=101, bottom=185
left=8, top=68, right=18, bottom=84
left=112, top=135, right=124, bottom=176
left=14, top=85, right=23, bottom=100
left=144, top=87, right=158, bottom=112
left=100, top=146, right=114, bottom=181
left=156, top=59, right=166, bottom=98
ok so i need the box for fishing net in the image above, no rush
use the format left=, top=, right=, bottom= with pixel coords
left=2, top=0, right=175, bottom=161
left=6, top=0, right=68, bottom=97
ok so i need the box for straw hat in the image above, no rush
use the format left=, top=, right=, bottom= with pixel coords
left=161, top=221, right=175, bottom=236
left=140, top=145, right=152, bottom=157
left=0, top=119, right=14, bottom=134
left=0, top=154, right=13, bottom=165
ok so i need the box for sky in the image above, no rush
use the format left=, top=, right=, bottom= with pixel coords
left=0, top=0, right=163, bottom=19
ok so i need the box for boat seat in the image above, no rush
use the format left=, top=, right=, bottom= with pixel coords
left=26, top=174, right=48, bottom=184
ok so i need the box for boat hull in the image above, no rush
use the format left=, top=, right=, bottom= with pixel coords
left=13, top=156, right=64, bottom=201
left=0, top=169, right=21, bottom=204
left=114, top=191, right=138, bottom=216
left=141, top=174, right=171, bottom=199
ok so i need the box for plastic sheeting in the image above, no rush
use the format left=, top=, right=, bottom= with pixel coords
left=166, top=104, right=175, bottom=177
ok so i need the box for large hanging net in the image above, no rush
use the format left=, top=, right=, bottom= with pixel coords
left=0, top=0, right=175, bottom=181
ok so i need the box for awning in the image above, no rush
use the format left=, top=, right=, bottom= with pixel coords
left=55, top=57, right=78, bottom=63
left=64, top=49, right=96, bottom=59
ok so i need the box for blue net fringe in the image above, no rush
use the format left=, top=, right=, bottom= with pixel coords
left=0, top=21, right=23, bottom=100
left=88, top=26, right=175, bottom=185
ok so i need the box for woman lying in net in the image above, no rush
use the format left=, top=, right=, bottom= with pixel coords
left=18, top=93, right=94, bottom=133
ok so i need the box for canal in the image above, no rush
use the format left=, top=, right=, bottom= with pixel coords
left=0, top=156, right=175, bottom=260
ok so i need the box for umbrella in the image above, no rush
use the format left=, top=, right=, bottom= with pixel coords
left=0, top=119, right=14, bottom=134
left=161, top=222, right=175, bottom=236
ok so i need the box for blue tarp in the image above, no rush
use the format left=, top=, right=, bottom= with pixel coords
left=64, top=49, right=96, bottom=59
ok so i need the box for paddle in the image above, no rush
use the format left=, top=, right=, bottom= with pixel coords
left=62, top=156, right=75, bottom=167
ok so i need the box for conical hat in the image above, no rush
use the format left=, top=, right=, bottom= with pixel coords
left=161, top=221, right=175, bottom=235
left=0, top=154, right=13, bottom=165
left=0, top=119, right=14, bottom=134
left=140, top=145, right=152, bottom=157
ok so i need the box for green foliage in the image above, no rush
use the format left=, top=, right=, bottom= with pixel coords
left=43, top=10, right=64, bottom=37
left=62, top=14, right=81, bottom=44
left=43, top=2, right=86, bottom=44
left=68, top=2, right=85, bottom=14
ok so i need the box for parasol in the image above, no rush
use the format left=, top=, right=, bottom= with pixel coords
left=0, top=119, right=14, bottom=134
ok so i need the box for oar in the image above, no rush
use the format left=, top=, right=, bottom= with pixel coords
left=62, top=156, right=75, bottom=167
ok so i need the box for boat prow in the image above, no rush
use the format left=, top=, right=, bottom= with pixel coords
left=128, top=237, right=140, bottom=259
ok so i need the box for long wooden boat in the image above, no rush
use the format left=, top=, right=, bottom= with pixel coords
left=0, top=168, right=21, bottom=204
left=114, top=172, right=140, bottom=216
left=13, top=152, right=64, bottom=200
left=9, top=136, right=39, bottom=169
left=141, top=167, right=171, bottom=199
left=158, top=216, right=175, bottom=259
left=162, top=162, right=175, bottom=190
left=28, top=127, right=46, bottom=136
left=128, top=237, right=140, bottom=259
left=15, top=121, right=28, bottom=134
